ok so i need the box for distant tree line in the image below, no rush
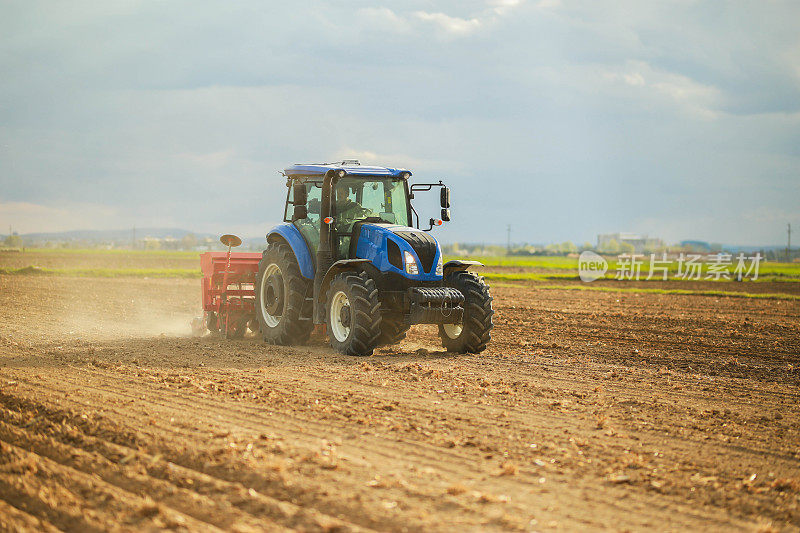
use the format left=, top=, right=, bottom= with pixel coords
left=441, top=240, right=793, bottom=258
left=2, top=234, right=23, bottom=249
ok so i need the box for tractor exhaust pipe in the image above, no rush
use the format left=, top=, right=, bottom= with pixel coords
left=313, top=168, right=340, bottom=322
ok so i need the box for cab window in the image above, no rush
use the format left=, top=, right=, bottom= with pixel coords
left=291, top=180, right=322, bottom=253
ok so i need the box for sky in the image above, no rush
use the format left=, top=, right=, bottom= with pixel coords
left=1, top=0, right=799, bottom=246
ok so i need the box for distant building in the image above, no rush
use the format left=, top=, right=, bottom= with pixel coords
left=680, top=240, right=711, bottom=252
left=597, top=233, right=663, bottom=253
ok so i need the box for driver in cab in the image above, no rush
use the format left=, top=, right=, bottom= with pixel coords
left=334, top=183, right=370, bottom=225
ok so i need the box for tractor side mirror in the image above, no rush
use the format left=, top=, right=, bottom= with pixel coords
left=292, top=181, right=307, bottom=206
left=292, top=205, right=308, bottom=221
left=441, top=208, right=451, bottom=222
left=440, top=187, right=450, bottom=208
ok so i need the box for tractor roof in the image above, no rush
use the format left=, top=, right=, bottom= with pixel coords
left=284, top=161, right=411, bottom=178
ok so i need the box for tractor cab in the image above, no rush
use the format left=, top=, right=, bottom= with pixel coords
left=283, top=161, right=450, bottom=262
left=287, top=169, right=413, bottom=260
left=247, top=160, right=493, bottom=357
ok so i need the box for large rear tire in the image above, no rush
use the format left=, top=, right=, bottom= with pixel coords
left=438, top=271, right=493, bottom=353
left=327, top=271, right=381, bottom=356
left=255, top=242, right=313, bottom=345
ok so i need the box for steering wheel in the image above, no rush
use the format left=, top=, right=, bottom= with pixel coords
left=340, top=203, right=372, bottom=223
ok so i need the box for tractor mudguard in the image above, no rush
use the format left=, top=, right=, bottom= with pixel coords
left=443, top=260, right=484, bottom=276
left=312, top=259, right=373, bottom=324
left=320, top=259, right=372, bottom=298
left=267, top=223, right=315, bottom=279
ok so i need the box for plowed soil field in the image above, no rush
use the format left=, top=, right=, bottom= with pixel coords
left=1, top=273, right=799, bottom=532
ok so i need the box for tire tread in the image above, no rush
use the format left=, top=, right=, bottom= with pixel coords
left=255, top=242, right=313, bottom=345
left=438, top=271, right=493, bottom=353
left=328, top=272, right=381, bottom=356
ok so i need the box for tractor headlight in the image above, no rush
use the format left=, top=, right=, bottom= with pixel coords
left=404, top=251, right=419, bottom=275
left=435, top=255, right=443, bottom=276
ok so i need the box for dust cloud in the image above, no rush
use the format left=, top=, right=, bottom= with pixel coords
left=2, top=277, right=199, bottom=344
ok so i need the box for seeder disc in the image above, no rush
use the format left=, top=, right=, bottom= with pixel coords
left=220, top=234, right=242, bottom=247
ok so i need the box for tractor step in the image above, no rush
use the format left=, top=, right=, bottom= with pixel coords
left=299, top=296, right=314, bottom=321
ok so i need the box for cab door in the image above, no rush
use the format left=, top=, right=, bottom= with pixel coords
left=291, top=181, right=323, bottom=254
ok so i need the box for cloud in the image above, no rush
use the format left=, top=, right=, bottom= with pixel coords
left=333, top=148, right=466, bottom=175
left=355, top=7, right=410, bottom=32
left=602, top=60, right=722, bottom=118
left=0, top=1, right=798, bottom=245
left=489, top=0, right=528, bottom=16
left=413, top=11, right=481, bottom=35
left=0, top=200, right=120, bottom=234
left=410, top=1, right=527, bottom=36
left=175, top=149, right=237, bottom=170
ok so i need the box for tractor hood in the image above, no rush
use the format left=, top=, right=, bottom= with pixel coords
left=353, top=222, right=443, bottom=281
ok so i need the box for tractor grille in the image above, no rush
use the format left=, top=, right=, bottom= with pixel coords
left=393, top=230, right=438, bottom=273
left=387, top=239, right=402, bottom=269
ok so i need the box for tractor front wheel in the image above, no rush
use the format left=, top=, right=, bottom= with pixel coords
left=327, top=271, right=381, bottom=356
left=255, top=243, right=313, bottom=345
left=438, top=271, right=493, bottom=353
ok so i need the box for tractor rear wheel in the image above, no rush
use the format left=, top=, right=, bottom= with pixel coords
left=327, top=271, right=381, bottom=356
left=377, top=314, right=410, bottom=346
left=255, top=242, right=313, bottom=345
left=438, top=271, right=493, bottom=353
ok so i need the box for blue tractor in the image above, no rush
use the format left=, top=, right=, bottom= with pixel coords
left=255, top=161, right=493, bottom=356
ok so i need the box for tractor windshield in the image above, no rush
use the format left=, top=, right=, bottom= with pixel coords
left=333, top=177, right=410, bottom=227
left=333, top=177, right=410, bottom=258
left=290, top=175, right=411, bottom=259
